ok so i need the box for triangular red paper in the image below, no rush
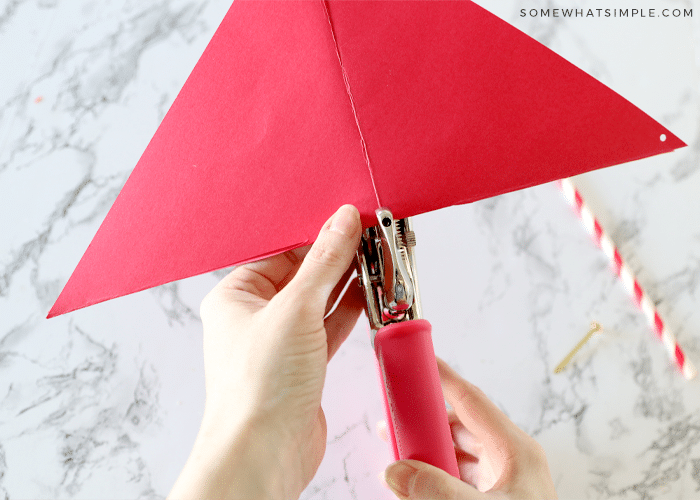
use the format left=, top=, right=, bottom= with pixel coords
left=48, top=0, right=684, bottom=318
left=326, top=1, right=684, bottom=218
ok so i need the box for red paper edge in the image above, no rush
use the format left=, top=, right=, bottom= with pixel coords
left=46, top=240, right=311, bottom=318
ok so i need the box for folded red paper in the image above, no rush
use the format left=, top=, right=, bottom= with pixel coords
left=49, top=0, right=685, bottom=318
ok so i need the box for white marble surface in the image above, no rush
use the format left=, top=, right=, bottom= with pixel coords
left=1, top=0, right=699, bottom=498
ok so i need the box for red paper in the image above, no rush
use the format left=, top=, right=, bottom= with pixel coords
left=48, top=0, right=685, bottom=317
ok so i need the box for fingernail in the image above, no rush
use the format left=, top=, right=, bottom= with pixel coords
left=329, top=204, right=358, bottom=236
left=385, top=461, right=417, bottom=498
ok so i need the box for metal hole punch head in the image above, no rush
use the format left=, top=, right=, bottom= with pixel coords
left=357, top=207, right=422, bottom=347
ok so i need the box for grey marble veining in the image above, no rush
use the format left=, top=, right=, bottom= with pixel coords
left=1, top=1, right=700, bottom=499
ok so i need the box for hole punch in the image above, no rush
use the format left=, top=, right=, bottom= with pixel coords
left=660, top=134, right=667, bottom=142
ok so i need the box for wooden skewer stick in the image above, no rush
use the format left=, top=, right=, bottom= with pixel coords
left=554, top=322, right=603, bottom=373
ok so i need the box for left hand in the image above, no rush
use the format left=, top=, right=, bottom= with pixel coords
left=169, top=204, right=365, bottom=500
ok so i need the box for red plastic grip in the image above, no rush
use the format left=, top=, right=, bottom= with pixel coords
left=374, top=319, right=459, bottom=478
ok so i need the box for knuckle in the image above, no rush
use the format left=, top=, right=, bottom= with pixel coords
left=306, top=238, right=347, bottom=269
left=226, top=267, right=270, bottom=296
left=453, top=384, right=479, bottom=410
left=217, top=267, right=276, bottom=303
left=453, top=386, right=471, bottom=408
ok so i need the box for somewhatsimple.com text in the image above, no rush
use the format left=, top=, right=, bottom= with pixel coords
left=520, top=8, right=692, bottom=18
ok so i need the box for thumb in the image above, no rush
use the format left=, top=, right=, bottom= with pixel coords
left=385, top=460, right=483, bottom=500
left=282, top=205, right=361, bottom=312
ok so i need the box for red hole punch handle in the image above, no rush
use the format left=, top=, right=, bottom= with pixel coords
left=374, top=319, right=459, bottom=478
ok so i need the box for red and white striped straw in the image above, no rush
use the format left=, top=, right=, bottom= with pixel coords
left=558, top=178, right=697, bottom=380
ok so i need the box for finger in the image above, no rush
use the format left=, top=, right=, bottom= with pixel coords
left=437, top=358, right=514, bottom=453
left=325, top=279, right=365, bottom=361
left=324, top=261, right=358, bottom=317
left=385, top=460, right=484, bottom=500
left=447, top=411, right=482, bottom=459
left=454, top=448, right=482, bottom=490
left=281, top=205, right=361, bottom=314
left=213, top=250, right=303, bottom=303
left=377, top=420, right=389, bottom=442
left=376, top=422, right=482, bottom=492
left=274, top=245, right=312, bottom=290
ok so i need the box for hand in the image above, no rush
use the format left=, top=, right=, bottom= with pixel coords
left=382, top=358, right=557, bottom=500
left=169, top=205, right=365, bottom=500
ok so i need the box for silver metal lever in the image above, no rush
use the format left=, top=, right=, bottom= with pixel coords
left=356, top=207, right=423, bottom=345
left=375, top=208, right=414, bottom=313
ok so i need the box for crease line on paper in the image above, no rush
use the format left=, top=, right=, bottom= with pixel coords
left=321, top=0, right=382, bottom=208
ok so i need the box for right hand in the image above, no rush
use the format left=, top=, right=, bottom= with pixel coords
left=381, top=357, right=557, bottom=499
